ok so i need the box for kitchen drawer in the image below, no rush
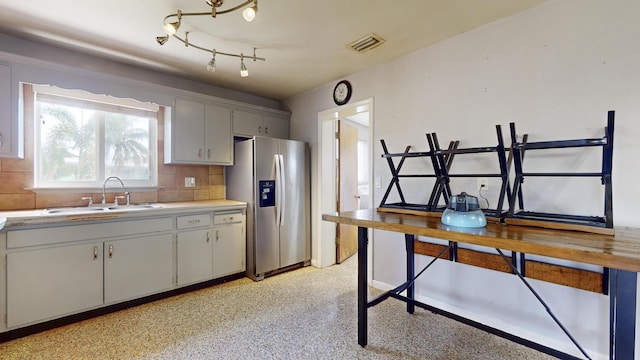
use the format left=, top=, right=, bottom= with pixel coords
left=213, top=212, right=244, bottom=225
left=177, top=213, right=212, bottom=229
left=7, top=217, right=173, bottom=249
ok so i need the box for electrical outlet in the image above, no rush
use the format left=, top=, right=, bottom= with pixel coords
left=477, top=177, right=489, bottom=191
left=185, top=177, right=196, bottom=188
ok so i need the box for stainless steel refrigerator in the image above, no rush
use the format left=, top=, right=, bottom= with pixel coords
left=226, top=136, right=310, bottom=281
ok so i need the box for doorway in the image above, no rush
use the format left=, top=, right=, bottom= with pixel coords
left=317, top=98, right=373, bottom=268
left=336, top=113, right=374, bottom=262
left=336, top=119, right=359, bottom=263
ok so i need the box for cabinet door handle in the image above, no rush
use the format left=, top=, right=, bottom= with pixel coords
left=258, top=125, right=262, bottom=134
left=216, top=229, right=219, bottom=241
left=93, top=246, right=98, bottom=260
left=198, top=148, right=203, bottom=158
left=208, top=148, right=212, bottom=159
left=0, top=132, right=3, bottom=147
left=265, top=126, right=268, bottom=135
left=207, top=231, right=210, bottom=242
left=109, top=244, right=113, bottom=258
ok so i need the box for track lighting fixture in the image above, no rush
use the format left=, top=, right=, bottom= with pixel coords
left=156, top=0, right=264, bottom=76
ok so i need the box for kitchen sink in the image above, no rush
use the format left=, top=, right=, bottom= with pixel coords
left=42, top=207, right=109, bottom=215
left=42, top=204, right=162, bottom=215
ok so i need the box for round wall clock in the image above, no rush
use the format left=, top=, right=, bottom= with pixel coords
left=333, top=80, right=352, bottom=105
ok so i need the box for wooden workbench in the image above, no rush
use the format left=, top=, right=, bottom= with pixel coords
left=322, top=209, right=640, bottom=359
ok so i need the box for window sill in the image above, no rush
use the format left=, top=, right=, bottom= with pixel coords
left=25, top=186, right=165, bottom=195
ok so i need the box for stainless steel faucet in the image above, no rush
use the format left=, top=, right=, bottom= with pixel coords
left=102, top=176, right=125, bottom=205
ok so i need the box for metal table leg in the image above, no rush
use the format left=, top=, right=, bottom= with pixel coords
left=610, top=269, right=637, bottom=359
left=405, top=234, right=415, bottom=314
left=358, top=226, right=368, bottom=347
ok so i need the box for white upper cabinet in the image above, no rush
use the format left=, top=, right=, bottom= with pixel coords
left=231, top=109, right=261, bottom=136
left=165, top=98, right=233, bottom=165
left=232, top=109, right=289, bottom=139
left=206, top=103, right=233, bottom=164
left=0, top=63, right=23, bottom=158
left=262, top=114, right=290, bottom=139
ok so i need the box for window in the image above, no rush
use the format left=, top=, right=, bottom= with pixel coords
left=31, top=84, right=158, bottom=189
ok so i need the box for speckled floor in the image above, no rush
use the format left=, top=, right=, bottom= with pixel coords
left=0, top=256, right=554, bottom=359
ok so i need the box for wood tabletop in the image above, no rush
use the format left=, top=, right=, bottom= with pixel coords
left=322, top=209, right=640, bottom=273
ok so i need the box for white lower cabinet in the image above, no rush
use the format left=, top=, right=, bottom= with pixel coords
left=2, top=206, right=246, bottom=332
left=176, top=211, right=245, bottom=284
left=177, top=229, right=213, bottom=286
left=176, top=213, right=214, bottom=286
left=104, top=234, right=174, bottom=304
left=6, top=242, right=103, bottom=327
left=213, top=222, right=245, bottom=278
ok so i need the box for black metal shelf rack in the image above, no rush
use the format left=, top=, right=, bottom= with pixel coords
left=379, top=125, right=511, bottom=220
left=506, top=110, right=615, bottom=233
left=378, top=111, right=615, bottom=235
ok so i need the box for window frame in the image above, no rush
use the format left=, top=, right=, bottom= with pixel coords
left=30, top=84, right=159, bottom=190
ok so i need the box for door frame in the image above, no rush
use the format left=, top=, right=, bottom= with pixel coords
left=316, top=97, right=373, bottom=274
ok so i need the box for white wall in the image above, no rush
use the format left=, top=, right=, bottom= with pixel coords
left=284, top=0, right=640, bottom=358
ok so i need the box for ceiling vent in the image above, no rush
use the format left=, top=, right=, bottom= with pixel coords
left=347, top=33, right=385, bottom=53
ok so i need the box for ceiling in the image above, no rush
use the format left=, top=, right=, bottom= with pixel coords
left=0, top=0, right=547, bottom=101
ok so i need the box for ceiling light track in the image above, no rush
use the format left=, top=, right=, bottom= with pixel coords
left=156, top=0, right=264, bottom=77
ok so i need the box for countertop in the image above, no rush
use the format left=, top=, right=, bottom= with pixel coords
left=0, top=200, right=246, bottom=229
left=323, top=209, right=640, bottom=273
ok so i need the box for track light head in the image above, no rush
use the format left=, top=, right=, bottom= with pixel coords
left=240, top=54, right=249, bottom=77
left=156, top=36, right=169, bottom=45
left=243, top=1, right=258, bottom=22
left=163, top=10, right=182, bottom=35
left=163, top=21, right=180, bottom=35
left=207, top=50, right=216, bottom=72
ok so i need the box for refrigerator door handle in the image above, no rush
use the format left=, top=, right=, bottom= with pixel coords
left=278, top=154, right=286, bottom=227
left=274, top=153, right=282, bottom=227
